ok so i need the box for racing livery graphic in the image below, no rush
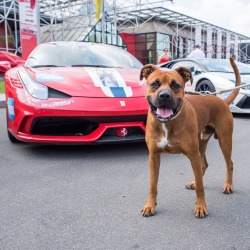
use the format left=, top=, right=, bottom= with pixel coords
left=85, top=68, right=132, bottom=97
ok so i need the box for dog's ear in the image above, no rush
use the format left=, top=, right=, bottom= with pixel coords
left=175, top=67, right=193, bottom=84
left=140, top=64, right=160, bottom=80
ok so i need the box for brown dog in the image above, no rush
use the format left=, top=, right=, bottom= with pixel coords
left=140, top=58, right=240, bottom=218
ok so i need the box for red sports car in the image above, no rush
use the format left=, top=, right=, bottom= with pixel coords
left=0, top=51, right=25, bottom=76
left=4, top=42, right=148, bottom=144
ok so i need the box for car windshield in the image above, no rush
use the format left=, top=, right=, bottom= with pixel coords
left=198, top=59, right=250, bottom=74
left=26, top=42, right=143, bottom=69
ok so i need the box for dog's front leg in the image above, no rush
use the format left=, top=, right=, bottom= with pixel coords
left=189, top=154, right=208, bottom=218
left=141, top=152, right=160, bottom=216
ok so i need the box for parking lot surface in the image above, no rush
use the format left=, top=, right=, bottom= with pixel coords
left=0, top=108, right=250, bottom=249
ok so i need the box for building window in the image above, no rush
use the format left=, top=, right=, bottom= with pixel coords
left=177, top=37, right=184, bottom=58
left=135, top=33, right=156, bottom=64
left=156, top=33, right=171, bottom=62
left=84, top=21, right=126, bottom=48
left=187, top=39, right=195, bottom=54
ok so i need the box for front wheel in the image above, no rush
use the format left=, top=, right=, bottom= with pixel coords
left=196, top=80, right=216, bottom=94
left=6, top=115, right=20, bottom=143
left=7, top=130, right=20, bottom=142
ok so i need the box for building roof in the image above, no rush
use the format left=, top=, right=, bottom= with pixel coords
left=112, top=6, right=250, bottom=40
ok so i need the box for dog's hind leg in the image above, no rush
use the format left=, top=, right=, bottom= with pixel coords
left=218, top=136, right=234, bottom=193
left=186, top=137, right=211, bottom=190
left=200, top=136, right=212, bottom=175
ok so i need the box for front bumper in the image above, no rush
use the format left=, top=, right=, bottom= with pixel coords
left=6, top=96, right=147, bottom=144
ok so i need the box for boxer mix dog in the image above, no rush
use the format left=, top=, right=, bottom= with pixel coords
left=140, top=58, right=240, bottom=218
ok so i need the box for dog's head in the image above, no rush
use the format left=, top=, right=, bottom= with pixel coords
left=140, top=64, right=192, bottom=123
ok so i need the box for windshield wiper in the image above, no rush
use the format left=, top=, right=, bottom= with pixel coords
left=31, top=65, right=64, bottom=68
left=71, top=64, right=111, bottom=68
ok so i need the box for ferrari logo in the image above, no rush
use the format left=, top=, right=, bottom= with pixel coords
left=121, top=128, right=128, bottom=137
left=117, top=127, right=128, bottom=137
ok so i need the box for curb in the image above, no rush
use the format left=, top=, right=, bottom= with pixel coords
left=0, top=101, right=5, bottom=108
left=0, top=94, right=6, bottom=108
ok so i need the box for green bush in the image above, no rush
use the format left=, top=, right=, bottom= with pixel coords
left=0, top=80, right=4, bottom=93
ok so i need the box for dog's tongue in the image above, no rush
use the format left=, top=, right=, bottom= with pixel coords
left=156, top=108, right=173, bottom=118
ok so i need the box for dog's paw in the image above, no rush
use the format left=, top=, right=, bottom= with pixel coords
left=223, top=183, right=234, bottom=194
left=194, top=204, right=208, bottom=218
left=141, top=203, right=156, bottom=217
left=185, top=180, right=196, bottom=190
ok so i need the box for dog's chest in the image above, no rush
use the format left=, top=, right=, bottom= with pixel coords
left=155, top=124, right=184, bottom=153
left=157, top=124, right=173, bottom=149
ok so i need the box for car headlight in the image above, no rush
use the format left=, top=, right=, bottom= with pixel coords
left=18, top=69, right=48, bottom=100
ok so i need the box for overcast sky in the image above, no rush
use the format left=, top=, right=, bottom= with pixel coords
left=165, top=0, right=250, bottom=37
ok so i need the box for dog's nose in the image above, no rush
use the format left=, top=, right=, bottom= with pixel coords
left=158, top=91, right=172, bottom=100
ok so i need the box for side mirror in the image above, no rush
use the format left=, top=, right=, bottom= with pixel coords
left=189, top=66, right=195, bottom=72
left=0, top=61, right=11, bottom=74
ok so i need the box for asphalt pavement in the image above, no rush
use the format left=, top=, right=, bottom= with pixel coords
left=1, top=108, right=250, bottom=249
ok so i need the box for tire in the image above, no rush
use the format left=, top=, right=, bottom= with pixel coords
left=7, top=130, right=20, bottom=143
left=195, top=80, right=216, bottom=94
left=6, top=115, right=20, bottom=143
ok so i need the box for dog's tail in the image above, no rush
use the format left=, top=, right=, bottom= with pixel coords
left=224, top=57, right=241, bottom=105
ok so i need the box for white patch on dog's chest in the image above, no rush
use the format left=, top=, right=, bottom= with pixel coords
left=157, top=124, right=171, bottom=149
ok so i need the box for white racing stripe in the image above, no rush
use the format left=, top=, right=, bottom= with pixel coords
left=85, top=68, right=132, bottom=97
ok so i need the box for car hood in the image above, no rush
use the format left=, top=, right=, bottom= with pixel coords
left=24, top=66, right=145, bottom=98
left=208, top=72, right=250, bottom=84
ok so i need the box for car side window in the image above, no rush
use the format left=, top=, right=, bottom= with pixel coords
left=171, top=61, right=204, bottom=76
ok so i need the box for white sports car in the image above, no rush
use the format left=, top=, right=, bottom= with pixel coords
left=161, top=58, right=250, bottom=113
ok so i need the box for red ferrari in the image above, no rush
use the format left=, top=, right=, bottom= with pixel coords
left=4, top=42, right=148, bottom=144
left=0, top=51, right=25, bottom=76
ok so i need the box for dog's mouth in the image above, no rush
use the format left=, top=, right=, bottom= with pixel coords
left=148, top=99, right=182, bottom=123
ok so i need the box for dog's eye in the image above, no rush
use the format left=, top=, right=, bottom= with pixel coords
left=171, top=82, right=180, bottom=90
left=150, top=80, right=160, bottom=89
